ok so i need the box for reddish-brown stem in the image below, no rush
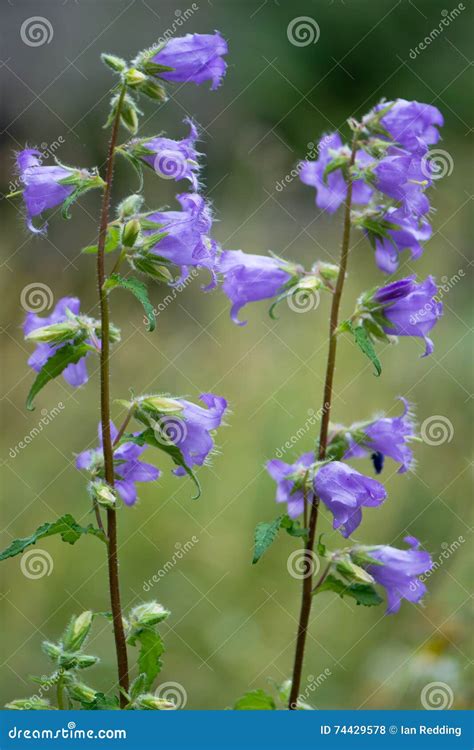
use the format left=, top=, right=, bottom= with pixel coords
left=96, top=84, right=129, bottom=708
left=288, top=135, right=359, bottom=710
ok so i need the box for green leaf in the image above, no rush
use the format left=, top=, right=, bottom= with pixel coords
left=349, top=322, right=381, bottom=377
left=0, top=514, right=105, bottom=562
left=316, top=533, right=327, bottom=557
left=127, top=429, right=201, bottom=499
left=127, top=628, right=164, bottom=690
left=234, top=689, right=276, bottom=710
left=323, top=154, right=349, bottom=184
left=252, top=516, right=284, bottom=564
left=82, top=225, right=121, bottom=255
left=104, top=273, right=156, bottom=332
left=314, top=574, right=383, bottom=607
left=26, top=343, right=92, bottom=411
left=280, top=514, right=308, bottom=538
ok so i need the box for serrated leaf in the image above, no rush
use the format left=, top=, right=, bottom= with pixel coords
left=349, top=322, right=381, bottom=377
left=26, top=343, right=92, bottom=411
left=314, top=574, right=383, bottom=607
left=82, top=225, right=121, bottom=255
left=234, top=689, right=276, bottom=710
left=280, top=514, right=308, bottom=538
left=0, top=514, right=105, bottom=562
left=127, top=628, right=164, bottom=690
left=104, top=273, right=155, bottom=332
left=252, top=516, right=283, bottom=564
left=127, top=429, right=201, bottom=499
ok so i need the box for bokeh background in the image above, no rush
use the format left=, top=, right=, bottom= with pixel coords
left=1, top=0, right=473, bottom=710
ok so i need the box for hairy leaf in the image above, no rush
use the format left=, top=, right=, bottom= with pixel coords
left=128, top=628, right=165, bottom=691
left=234, top=689, right=276, bottom=710
left=104, top=273, right=156, bottom=332
left=0, top=514, right=105, bottom=562
left=252, top=516, right=283, bottom=564
left=26, top=343, right=92, bottom=411
left=82, top=225, right=121, bottom=255
left=314, top=574, right=383, bottom=607
left=349, top=322, right=382, bottom=377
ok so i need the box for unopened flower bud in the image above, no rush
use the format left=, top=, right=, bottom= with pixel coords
left=25, top=322, right=78, bottom=344
left=137, top=78, right=168, bottom=102
left=42, top=641, right=62, bottom=661
left=129, top=601, right=170, bottom=630
left=135, top=693, right=175, bottom=710
left=90, top=481, right=117, bottom=509
left=139, top=396, right=183, bottom=415
left=117, top=194, right=144, bottom=218
left=63, top=610, right=93, bottom=651
left=101, top=53, right=127, bottom=72
left=122, top=218, right=141, bottom=248
left=125, top=68, right=147, bottom=87
left=66, top=680, right=97, bottom=704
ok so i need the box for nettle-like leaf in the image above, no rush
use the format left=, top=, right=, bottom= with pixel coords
left=126, top=428, right=201, bottom=499
left=128, top=628, right=165, bottom=691
left=82, top=225, right=121, bottom=255
left=0, top=514, right=106, bottom=562
left=252, top=514, right=307, bottom=564
left=234, top=689, right=276, bottom=710
left=26, top=343, right=93, bottom=411
left=314, top=574, right=383, bottom=607
left=345, top=321, right=382, bottom=377
left=104, top=273, right=156, bottom=332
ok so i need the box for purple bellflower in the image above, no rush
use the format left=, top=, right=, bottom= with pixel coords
left=146, top=193, right=218, bottom=287
left=377, top=99, right=444, bottom=154
left=299, top=133, right=373, bottom=214
left=372, top=206, right=432, bottom=274
left=149, top=33, right=228, bottom=90
left=373, top=276, right=442, bottom=356
left=314, top=461, right=387, bottom=538
left=374, top=147, right=431, bottom=217
left=76, top=422, right=160, bottom=506
left=219, top=250, right=301, bottom=325
left=266, top=453, right=314, bottom=519
left=353, top=536, right=433, bottom=614
left=123, top=119, right=201, bottom=189
left=343, top=397, right=416, bottom=474
left=157, top=393, right=228, bottom=475
left=16, top=149, right=104, bottom=233
left=24, top=297, right=92, bottom=387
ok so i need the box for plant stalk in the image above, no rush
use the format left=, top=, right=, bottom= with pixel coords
left=96, top=83, right=129, bottom=708
left=288, top=135, right=359, bottom=710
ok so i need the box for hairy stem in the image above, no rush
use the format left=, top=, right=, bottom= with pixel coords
left=56, top=673, right=65, bottom=710
left=288, top=135, right=358, bottom=710
left=96, top=84, right=129, bottom=708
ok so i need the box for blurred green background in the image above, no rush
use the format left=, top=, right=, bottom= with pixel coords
left=1, top=0, right=472, bottom=710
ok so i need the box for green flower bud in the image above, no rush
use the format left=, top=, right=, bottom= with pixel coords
left=5, top=698, right=54, bottom=710
left=101, top=53, right=127, bottom=72
left=25, top=322, right=78, bottom=344
left=122, top=218, right=141, bottom=248
left=125, top=68, right=147, bottom=87
left=66, top=680, right=98, bottom=704
left=75, top=654, right=99, bottom=669
left=139, top=396, right=183, bottom=415
left=134, top=693, right=175, bottom=710
left=137, top=78, right=168, bottom=102
left=42, top=641, right=62, bottom=661
left=90, top=480, right=117, bottom=509
left=335, top=557, right=375, bottom=584
left=117, top=194, right=144, bottom=218
left=129, top=601, right=170, bottom=630
left=62, top=611, right=93, bottom=652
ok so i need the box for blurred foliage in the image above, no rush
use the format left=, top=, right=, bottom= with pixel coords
left=0, top=0, right=472, bottom=709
